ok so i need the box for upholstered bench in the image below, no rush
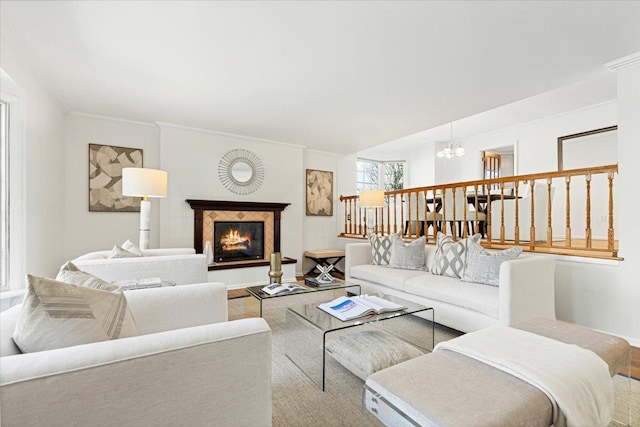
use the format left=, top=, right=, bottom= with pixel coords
left=304, top=249, right=345, bottom=276
left=364, top=318, right=631, bottom=426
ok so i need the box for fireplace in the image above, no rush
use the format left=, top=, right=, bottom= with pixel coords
left=187, top=199, right=295, bottom=271
left=214, top=221, right=264, bottom=262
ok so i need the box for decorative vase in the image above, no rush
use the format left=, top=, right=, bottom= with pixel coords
left=268, top=252, right=283, bottom=284
left=204, top=241, right=214, bottom=265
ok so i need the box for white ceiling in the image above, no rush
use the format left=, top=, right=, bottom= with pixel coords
left=1, top=1, right=639, bottom=155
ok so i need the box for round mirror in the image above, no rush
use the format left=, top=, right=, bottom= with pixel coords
left=218, top=149, right=265, bottom=195
left=230, top=160, right=254, bottom=183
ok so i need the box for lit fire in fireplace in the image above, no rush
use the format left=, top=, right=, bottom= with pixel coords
left=219, top=228, right=252, bottom=251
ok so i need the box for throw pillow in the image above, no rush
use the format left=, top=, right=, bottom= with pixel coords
left=108, top=245, right=139, bottom=258
left=368, top=233, right=400, bottom=266
left=462, top=240, right=523, bottom=286
left=389, top=236, right=427, bottom=271
left=121, top=239, right=144, bottom=256
left=431, top=232, right=481, bottom=278
left=57, top=261, right=121, bottom=290
left=12, top=275, right=139, bottom=353
left=326, top=330, right=424, bottom=381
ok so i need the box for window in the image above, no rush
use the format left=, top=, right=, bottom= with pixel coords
left=1, top=100, right=8, bottom=289
left=357, top=159, right=405, bottom=192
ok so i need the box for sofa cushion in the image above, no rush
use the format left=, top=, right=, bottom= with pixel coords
left=404, top=274, right=499, bottom=318
left=462, top=241, right=522, bottom=286
left=389, top=237, right=427, bottom=271
left=350, top=264, right=428, bottom=291
left=12, top=275, right=139, bottom=353
left=431, top=232, right=481, bottom=279
left=368, top=233, right=400, bottom=265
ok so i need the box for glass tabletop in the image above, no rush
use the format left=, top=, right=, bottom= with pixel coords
left=286, top=294, right=431, bottom=334
left=245, top=280, right=357, bottom=301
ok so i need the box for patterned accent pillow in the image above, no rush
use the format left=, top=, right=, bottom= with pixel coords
left=389, top=236, right=427, bottom=271
left=368, top=233, right=400, bottom=265
left=431, top=232, right=482, bottom=278
left=12, top=273, right=138, bottom=353
left=462, top=240, right=523, bottom=286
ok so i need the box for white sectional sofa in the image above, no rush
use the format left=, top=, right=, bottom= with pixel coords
left=72, top=247, right=207, bottom=285
left=345, top=242, right=556, bottom=333
left=0, top=282, right=273, bottom=426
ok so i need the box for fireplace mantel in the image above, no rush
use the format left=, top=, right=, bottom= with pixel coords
left=186, top=199, right=293, bottom=271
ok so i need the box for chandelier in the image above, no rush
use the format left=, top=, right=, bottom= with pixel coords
left=436, top=122, right=465, bottom=159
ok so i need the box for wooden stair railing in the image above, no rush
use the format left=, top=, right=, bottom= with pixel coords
left=339, top=165, right=619, bottom=260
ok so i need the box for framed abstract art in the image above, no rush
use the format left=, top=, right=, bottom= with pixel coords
left=88, top=143, right=143, bottom=212
left=306, top=169, right=333, bottom=216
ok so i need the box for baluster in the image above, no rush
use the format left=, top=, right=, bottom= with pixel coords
left=529, top=180, right=535, bottom=249
left=473, top=184, right=480, bottom=235
left=565, top=177, right=571, bottom=247
left=547, top=178, right=553, bottom=245
left=386, top=194, right=390, bottom=235
left=585, top=174, right=592, bottom=249
left=608, top=172, right=616, bottom=256
left=393, top=193, right=398, bottom=234
left=514, top=182, right=520, bottom=245
left=343, top=197, right=348, bottom=235
left=432, top=189, right=439, bottom=240
left=499, top=182, right=505, bottom=243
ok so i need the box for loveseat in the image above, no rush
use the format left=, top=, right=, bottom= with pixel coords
left=72, top=247, right=207, bottom=285
left=0, top=282, right=272, bottom=426
left=345, top=242, right=556, bottom=333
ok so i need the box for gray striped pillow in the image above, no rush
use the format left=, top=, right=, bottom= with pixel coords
left=12, top=274, right=138, bottom=353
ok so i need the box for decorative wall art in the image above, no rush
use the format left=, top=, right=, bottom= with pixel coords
left=88, top=144, right=143, bottom=212
left=306, top=169, right=333, bottom=216
left=218, top=148, right=265, bottom=195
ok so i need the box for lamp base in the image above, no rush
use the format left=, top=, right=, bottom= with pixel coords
left=139, top=200, right=151, bottom=250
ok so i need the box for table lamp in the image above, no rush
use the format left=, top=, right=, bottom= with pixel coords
left=122, top=167, right=168, bottom=249
left=359, top=190, right=385, bottom=235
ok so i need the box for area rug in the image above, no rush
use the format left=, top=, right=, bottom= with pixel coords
left=228, top=294, right=639, bottom=427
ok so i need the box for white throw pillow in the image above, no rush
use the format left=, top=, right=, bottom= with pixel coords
left=368, top=233, right=400, bottom=266
left=462, top=240, right=522, bottom=286
left=121, top=239, right=144, bottom=256
left=431, top=232, right=481, bottom=278
left=108, top=245, right=140, bottom=258
left=12, top=272, right=138, bottom=353
left=389, top=236, right=427, bottom=271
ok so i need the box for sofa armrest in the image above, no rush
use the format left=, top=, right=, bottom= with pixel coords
left=141, top=248, right=196, bottom=256
left=124, top=282, right=229, bottom=334
left=73, top=253, right=208, bottom=285
left=345, top=243, right=373, bottom=278
left=0, top=318, right=272, bottom=427
left=498, top=257, right=556, bottom=325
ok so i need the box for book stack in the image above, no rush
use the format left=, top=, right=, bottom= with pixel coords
left=305, top=277, right=341, bottom=287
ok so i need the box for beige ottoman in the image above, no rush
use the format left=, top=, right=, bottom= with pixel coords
left=364, top=318, right=631, bottom=426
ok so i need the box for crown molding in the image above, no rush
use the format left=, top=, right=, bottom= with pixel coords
left=155, top=121, right=307, bottom=150
left=69, top=111, right=158, bottom=128
left=605, top=51, right=640, bottom=71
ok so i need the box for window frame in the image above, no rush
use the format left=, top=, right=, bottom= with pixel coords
left=1, top=99, right=9, bottom=291
left=356, top=158, right=406, bottom=193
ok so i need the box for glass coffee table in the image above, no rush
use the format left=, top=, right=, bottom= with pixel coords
left=244, top=281, right=361, bottom=317
left=285, top=294, right=433, bottom=391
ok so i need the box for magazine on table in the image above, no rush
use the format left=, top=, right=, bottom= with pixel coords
left=317, top=295, right=406, bottom=321
left=261, top=282, right=306, bottom=296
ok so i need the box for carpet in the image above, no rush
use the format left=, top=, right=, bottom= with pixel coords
left=228, top=294, right=639, bottom=427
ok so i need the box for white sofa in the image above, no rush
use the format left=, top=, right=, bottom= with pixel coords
left=0, top=282, right=272, bottom=426
left=345, top=242, right=556, bottom=333
left=72, top=247, right=207, bottom=285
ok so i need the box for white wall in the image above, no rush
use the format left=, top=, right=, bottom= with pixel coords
left=1, top=29, right=66, bottom=283
left=158, top=124, right=306, bottom=284
left=64, top=114, right=161, bottom=259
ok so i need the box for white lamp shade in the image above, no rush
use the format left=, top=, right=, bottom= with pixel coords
left=359, top=190, right=385, bottom=207
left=122, top=168, right=168, bottom=198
